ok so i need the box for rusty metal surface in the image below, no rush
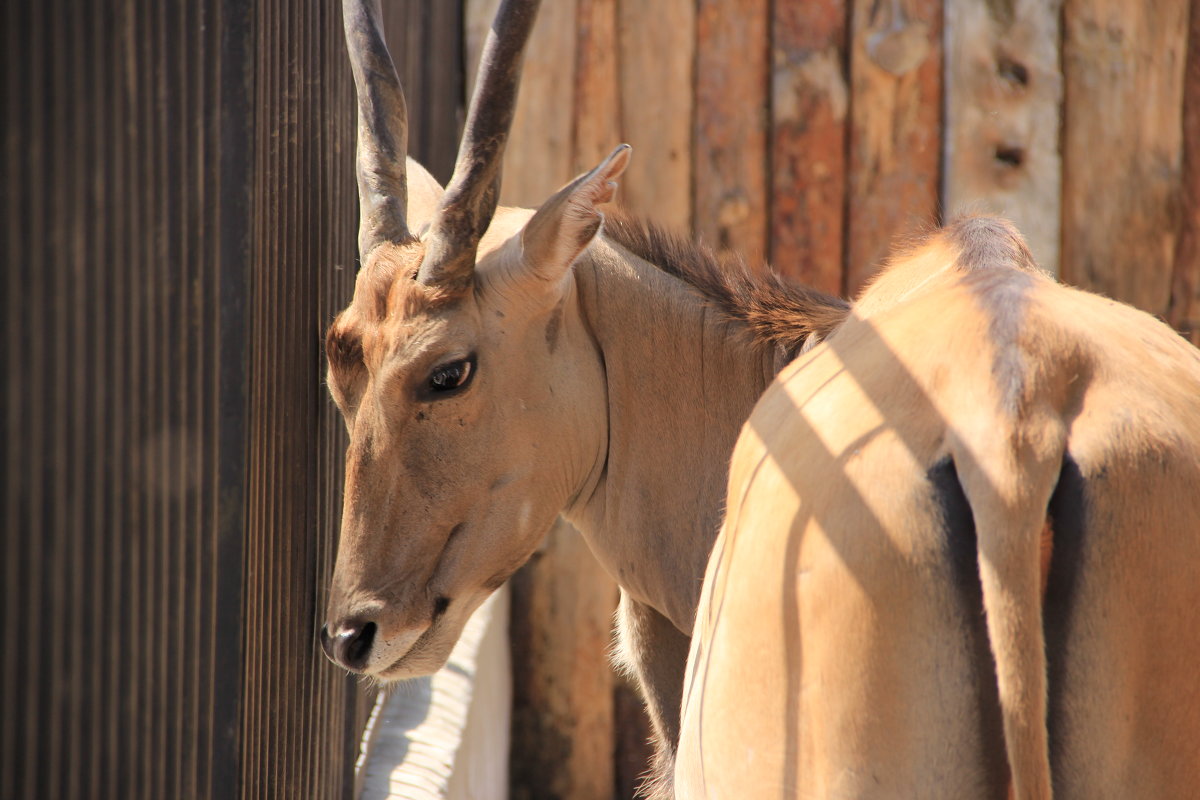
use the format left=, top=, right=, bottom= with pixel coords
left=0, top=2, right=461, bottom=798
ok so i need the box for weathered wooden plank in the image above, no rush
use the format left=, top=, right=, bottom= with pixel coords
left=695, top=0, right=770, bottom=261
left=770, top=0, right=848, bottom=293
left=465, top=0, right=577, bottom=207
left=617, top=0, right=695, bottom=232
left=509, top=519, right=619, bottom=800
left=1167, top=1, right=1200, bottom=345
left=944, top=0, right=1063, bottom=275
left=573, top=0, right=620, bottom=172
left=846, top=0, right=943, bottom=294
left=1061, top=0, right=1189, bottom=312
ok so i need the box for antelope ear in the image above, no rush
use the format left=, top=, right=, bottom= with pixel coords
left=520, top=144, right=631, bottom=284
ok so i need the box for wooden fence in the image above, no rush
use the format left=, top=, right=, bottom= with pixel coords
left=478, top=0, right=1199, bottom=325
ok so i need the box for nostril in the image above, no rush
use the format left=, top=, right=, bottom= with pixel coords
left=319, top=624, right=336, bottom=660
left=321, top=620, right=377, bottom=672
left=342, top=621, right=376, bottom=670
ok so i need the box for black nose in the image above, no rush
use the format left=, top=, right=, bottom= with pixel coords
left=320, top=620, right=377, bottom=672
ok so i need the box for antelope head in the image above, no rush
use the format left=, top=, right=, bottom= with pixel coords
left=320, top=0, right=630, bottom=678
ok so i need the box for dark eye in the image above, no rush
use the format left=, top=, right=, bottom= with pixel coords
left=427, top=356, right=475, bottom=395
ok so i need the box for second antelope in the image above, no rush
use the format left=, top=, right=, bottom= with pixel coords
left=677, top=217, right=1200, bottom=798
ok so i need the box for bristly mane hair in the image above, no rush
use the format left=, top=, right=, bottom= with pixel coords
left=602, top=210, right=851, bottom=360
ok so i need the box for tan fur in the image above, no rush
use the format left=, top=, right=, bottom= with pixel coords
left=321, top=152, right=848, bottom=793
left=604, top=212, right=851, bottom=359
left=677, top=216, right=1200, bottom=798
left=331, top=7, right=856, bottom=792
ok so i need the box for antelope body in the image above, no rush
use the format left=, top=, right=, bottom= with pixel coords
left=676, top=218, right=1200, bottom=798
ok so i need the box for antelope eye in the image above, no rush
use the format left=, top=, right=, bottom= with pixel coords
left=427, top=356, right=475, bottom=395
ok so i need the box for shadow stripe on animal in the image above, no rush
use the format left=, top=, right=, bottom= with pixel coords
left=676, top=217, right=1200, bottom=798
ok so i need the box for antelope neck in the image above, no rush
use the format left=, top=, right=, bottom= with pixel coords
left=563, top=237, right=778, bottom=633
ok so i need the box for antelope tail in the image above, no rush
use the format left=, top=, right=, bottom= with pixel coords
left=954, top=424, right=1062, bottom=800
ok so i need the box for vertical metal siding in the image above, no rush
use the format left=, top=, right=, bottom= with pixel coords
left=0, top=1, right=268, bottom=796
left=241, top=0, right=368, bottom=797
left=1, top=2, right=461, bottom=798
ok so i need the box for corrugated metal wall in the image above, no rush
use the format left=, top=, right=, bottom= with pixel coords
left=1, top=2, right=460, bottom=798
left=242, top=1, right=366, bottom=796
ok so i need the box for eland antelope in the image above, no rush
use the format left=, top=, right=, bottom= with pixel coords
left=320, top=0, right=846, bottom=789
left=676, top=217, right=1200, bottom=798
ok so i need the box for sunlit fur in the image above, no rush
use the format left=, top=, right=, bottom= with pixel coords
left=676, top=217, right=1200, bottom=799
left=604, top=211, right=850, bottom=360
left=320, top=154, right=850, bottom=794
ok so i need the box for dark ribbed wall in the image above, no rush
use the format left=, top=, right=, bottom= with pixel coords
left=1, top=2, right=461, bottom=798
left=242, top=1, right=365, bottom=797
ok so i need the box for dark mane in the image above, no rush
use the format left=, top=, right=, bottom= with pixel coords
left=602, top=210, right=851, bottom=359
